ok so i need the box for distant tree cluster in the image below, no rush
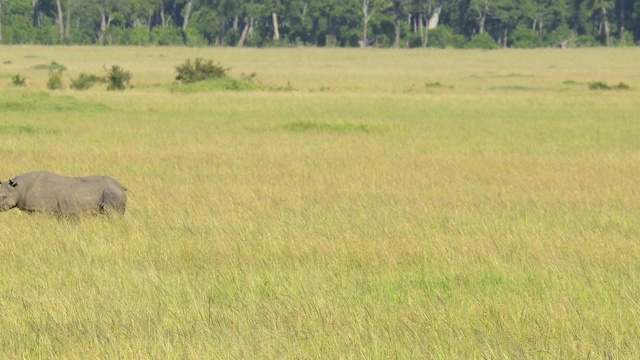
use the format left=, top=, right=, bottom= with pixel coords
left=0, top=0, right=637, bottom=48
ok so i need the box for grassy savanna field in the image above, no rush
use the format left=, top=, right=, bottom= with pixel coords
left=0, top=46, right=639, bottom=358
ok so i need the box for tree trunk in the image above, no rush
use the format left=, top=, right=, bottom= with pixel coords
left=361, top=0, right=374, bottom=47
left=55, top=0, right=64, bottom=40
left=182, top=0, right=192, bottom=32
left=32, top=0, right=41, bottom=28
left=310, top=17, right=318, bottom=44
left=394, top=19, right=400, bottom=48
left=503, top=27, right=508, bottom=47
left=238, top=22, right=249, bottom=47
left=602, top=7, right=612, bottom=47
left=218, top=17, right=224, bottom=44
left=419, top=13, right=426, bottom=47
left=427, top=6, right=441, bottom=30
left=99, top=7, right=106, bottom=44
left=233, top=15, right=238, bottom=30
left=619, top=0, right=624, bottom=39
left=475, top=0, right=488, bottom=34
left=65, top=1, right=71, bottom=39
left=160, top=7, right=166, bottom=27
left=272, top=12, right=280, bottom=40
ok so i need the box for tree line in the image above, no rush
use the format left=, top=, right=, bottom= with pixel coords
left=0, top=0, right=637, bottom=48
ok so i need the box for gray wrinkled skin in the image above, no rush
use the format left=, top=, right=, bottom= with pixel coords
left=0, top=171, right=127, bottom=215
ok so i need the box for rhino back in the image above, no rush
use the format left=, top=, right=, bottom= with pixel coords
left=16, top=172, right=126, bottom=214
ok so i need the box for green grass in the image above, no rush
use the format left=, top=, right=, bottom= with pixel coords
left=0, top=91, right=108, bottom=112
left=169, top=76, right=261, bottom=92
left=0, top=46, right=638, bottom=358
left=280, top=120, right=380, bottom=133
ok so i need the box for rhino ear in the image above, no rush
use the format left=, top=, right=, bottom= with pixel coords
left=8, top=179, right=17, bottom=187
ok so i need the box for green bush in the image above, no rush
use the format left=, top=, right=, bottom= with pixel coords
left=576, top=35, right=599, bottom=47
left=47, top=67, right=65, bottom=90
left=33, top=25, right=61, bottom=45
left=545, top=25, right=574, bottom=47
left=428, top=26, right=466, bottom=49
left=11, top=74, right=26, bottom=86
left=510, top=25, right=541, bottom=48
left=129, top=26, right=151, bottom=45
left=467, top=32, right=499, bottom=49
left=614, top=31, right=635, bottom=47
left=106, top=65, right=132, bottom=90
left=223, top=29, right=241, bottom=46
left=589, top=81, right=610, bottom=90
left=175, top=58, right=230, bottom=84
left=70, top=73, right=104, bottom=90
left=184, top=28, right=207, bottom=47
left=589, top=81, right=631, bottom=90
left=428, top=26, right=452, bottom=48
left=150, top=26, right=184, bottom=46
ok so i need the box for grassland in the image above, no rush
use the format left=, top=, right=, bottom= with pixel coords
left=0, top=46, right=639, bottom=358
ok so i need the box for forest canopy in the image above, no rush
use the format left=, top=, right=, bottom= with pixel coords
left=0, top=0, right=637, bottom=48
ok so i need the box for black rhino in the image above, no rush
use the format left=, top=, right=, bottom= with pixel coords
left=0, top=171, right=127, bottom=215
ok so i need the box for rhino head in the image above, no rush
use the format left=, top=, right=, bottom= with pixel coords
left=0, top=179, right=20, bottom=211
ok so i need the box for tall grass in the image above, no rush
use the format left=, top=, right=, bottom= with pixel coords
left=0, top=46, right=638, bottom=358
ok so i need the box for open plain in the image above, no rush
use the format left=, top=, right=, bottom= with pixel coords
left=0, top=46, right=639, bottom=358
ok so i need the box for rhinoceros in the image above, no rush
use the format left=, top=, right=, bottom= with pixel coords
left=0, top=171, right=127, bottom=215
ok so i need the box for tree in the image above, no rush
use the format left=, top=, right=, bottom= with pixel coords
left=32, top=0, right=41, bottom=28
left=391, top=0, right=410, bottom=47
left=470, top=0, right=490, bottom=34
left=522, top=0, right=569, bottom=38
left=0, top=0, right=4, bottom=41
left=182, top=0, right=192, bottom=31
left=0, top=0, right=3, bottom=41
left=361, top=0, right=376, bottom=46
left=579, top=0, right=615, bottom=46
left=55, top=0, right=63, bottom=40
left=0, top=0, right=637, bottom=47
left=492, top=0, right=519, bottom=46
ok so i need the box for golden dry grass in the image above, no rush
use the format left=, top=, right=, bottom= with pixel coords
left=0, top=46, right=639, bottom=358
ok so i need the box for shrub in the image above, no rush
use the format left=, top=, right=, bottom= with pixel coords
left=428, top=26, right=454, bottom=48
left=545, top=25, right=574, bottom=47
left=614, top=31, right=635, bottom=47
left=129, top=26, right=151, bottom=45
left=11, top=74, right=26, bottom=86
left=241, top=72, right=260, bottom=85
left=426, top=26, right=465, bottom=48
left=106, top=65, right=132, bottom=90
left=589, top=81, right=631, bottom=90
left=576, top=35, right=599, bottom=47
left=150, top=26, right=184, bottom=46
left=612, top=82, right=631, bottom=90
left=589, top=81, right=610, bottom=90
left=175, top=58, right=230, bottom=84
left=70, top=73, right=104, bottom=90
left=223, top=29, right=241, bottom=46
left=510, top=24, right=541, bottom=48
left=467, top=32, right=499, bottom=49
left=184, top=28, right=207, bottom=47
left=47, top=68, right=65, bottom=90
left=44, top=62, right=67, bottom=90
